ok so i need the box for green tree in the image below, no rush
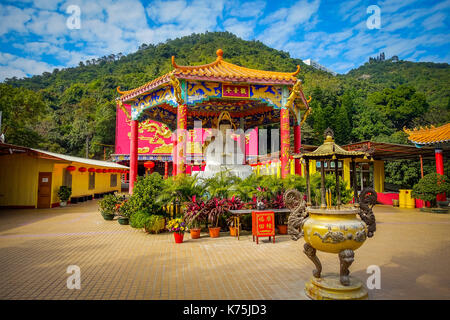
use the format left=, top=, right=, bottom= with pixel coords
left=0, top=84, right=48, bottom=146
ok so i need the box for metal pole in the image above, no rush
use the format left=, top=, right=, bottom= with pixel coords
left=335, top=158, right=341, bottom=208
left=420, top=155, right=424, bottom=178
left=351, top=158, right=358, bottom=203
left=320, top=160, right=326, bottom=208
left=306, top=159, right=311, bottom=206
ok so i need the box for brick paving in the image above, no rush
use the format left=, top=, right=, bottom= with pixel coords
left=0, top=201, right=449, bottom=300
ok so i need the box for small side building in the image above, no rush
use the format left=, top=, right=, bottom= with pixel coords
left=0, top=143, right=129, bottom=209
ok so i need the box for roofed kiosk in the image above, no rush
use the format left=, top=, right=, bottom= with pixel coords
left=117, top=49, right=311, bottom=193
left=404, top=122, right=449, bottom=202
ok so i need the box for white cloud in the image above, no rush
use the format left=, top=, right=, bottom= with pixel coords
left=223, top=18, right=256, bottom=39
left=0, top=52, right=59, bottom=80
left=226, top=0, right=266, bottom=18
left=257, top=0, right=320, bottom=48
left=0, top=5, right=33, bottom=35
left=422, top=12, right=447, bottom=30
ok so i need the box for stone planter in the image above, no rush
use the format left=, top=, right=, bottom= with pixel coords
left=118, top=217, right=129, bottom=225
left=102, top=213, right=115, bottom=221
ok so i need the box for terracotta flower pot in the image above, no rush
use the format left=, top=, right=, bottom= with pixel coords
left=229, top=226, right=237, bottom=237
left=209, top=227, right=221, bottom=238
left=190, top=228, right=201, bottom=239
left=277, top=224, right=287, bottom=234
left=174, top=232, right=184, bottom=243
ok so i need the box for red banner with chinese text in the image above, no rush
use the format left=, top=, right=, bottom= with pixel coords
left=222, top=84, right=250, bottom=98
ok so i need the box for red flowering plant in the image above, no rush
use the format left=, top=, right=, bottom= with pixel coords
left=207, top=197, right=229, bottom=228
left=270, top=193, right=285, bottom=209
left=184, top=195, right=207, bottom=229
left=225, top=196, right=245, bottom=227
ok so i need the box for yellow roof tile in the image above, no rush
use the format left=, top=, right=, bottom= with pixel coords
left=404, top=123, right=450, bottom=145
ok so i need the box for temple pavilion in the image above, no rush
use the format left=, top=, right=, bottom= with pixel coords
left=117, top=49, right=311, bottom=193
left=405, top=122, right=450, bottom=201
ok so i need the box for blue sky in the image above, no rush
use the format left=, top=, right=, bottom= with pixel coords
left=0, top=0, right=449, bottom=81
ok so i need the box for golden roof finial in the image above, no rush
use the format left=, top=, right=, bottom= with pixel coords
left=171, top=56, right=179, bottom=68
left=216, top=49, right=223, bottom=60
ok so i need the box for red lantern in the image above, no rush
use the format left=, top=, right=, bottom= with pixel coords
left=102, top=169, right=107, bottom=173
left=96, top=169, right=102, bottom=173
left=66, top=166, right=76, bottom=172
left=144, top=161, right=155, bottom=169
left=88, top=168, right=95, bottom=172
left=250, top=163, right=257, bottom=167
left=78, top=167, right=87, bottom=172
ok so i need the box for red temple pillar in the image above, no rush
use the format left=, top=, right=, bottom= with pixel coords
left=176, top=104, right=187, bottom=175
left=172, top=133, right=177, bottom=176
left=280, top=108, right=290, bottom=179
left=436, top=148, right=446, bottom=201
left=129, top=120, right=138, bottom=194
left=294, top=124, right=302, bottom=175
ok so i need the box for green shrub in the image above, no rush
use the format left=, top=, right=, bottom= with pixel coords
left=128, top=173, right=165, bottom=215
left=412, top=173, right=450, bottom=207
left=57, top=186, right=72, bottom=202
left=130, top=210, right=150, bottom=228
left=145, top=215, right=166, bottom=234
left=99, top=194, right=120, bottom=216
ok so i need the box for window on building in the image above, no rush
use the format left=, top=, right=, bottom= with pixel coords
left=316, top=160, right=343, bottom=177
left=63, top=169, right=72, bottom=188
left=89, top=172, right=95, bottom=190
left=110, top=174, right=117, bottom=187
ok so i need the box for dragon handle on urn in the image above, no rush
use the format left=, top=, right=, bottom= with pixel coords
left=358, top=187, right=377, bottom=238
left=285, top=189, right=308, bottom=241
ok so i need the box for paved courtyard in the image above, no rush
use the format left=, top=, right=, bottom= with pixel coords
left=0, top=201, right=449, bottom=300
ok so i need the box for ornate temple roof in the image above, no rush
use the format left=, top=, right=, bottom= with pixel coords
left=171, top=49, right=300, bottom=83
left=404, top=123, right=450, bottom=145
left=118, top=49, right=300, bottom=102
left=293, top=129, right=369, bottom=160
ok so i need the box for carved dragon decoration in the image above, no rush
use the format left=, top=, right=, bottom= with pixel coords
left=285, top=189, right=308, bottom=241
left=358, top=187, right=377, bottom=238
left=284, top=80, right=312, bottom=124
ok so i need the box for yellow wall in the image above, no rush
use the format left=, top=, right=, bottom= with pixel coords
left=0, top=153, right=122, bottom=208
left=52, top=163, right=121, bottom=204
left=0, top=153, right=54, bottom=207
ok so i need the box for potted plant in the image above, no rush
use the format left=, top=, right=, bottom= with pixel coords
left=167, top=217, right=186, bottom=243
left=116, top=197, right=130, bottom=225
left=57, top=186, right=72, bottom=207
left=184, top=195, right=206, bottom=239
left=412, top=173, right=450, bottom=212
left=207, top=197, right=229, bottom=238
left=98, top=194, right=119, bottom=220
left=226, top=196, right=244, bottom=236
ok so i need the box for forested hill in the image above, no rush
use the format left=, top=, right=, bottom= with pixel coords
left=1, top=32, right=449, bottom=180
left=344, top=59, right=450, bottom=115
